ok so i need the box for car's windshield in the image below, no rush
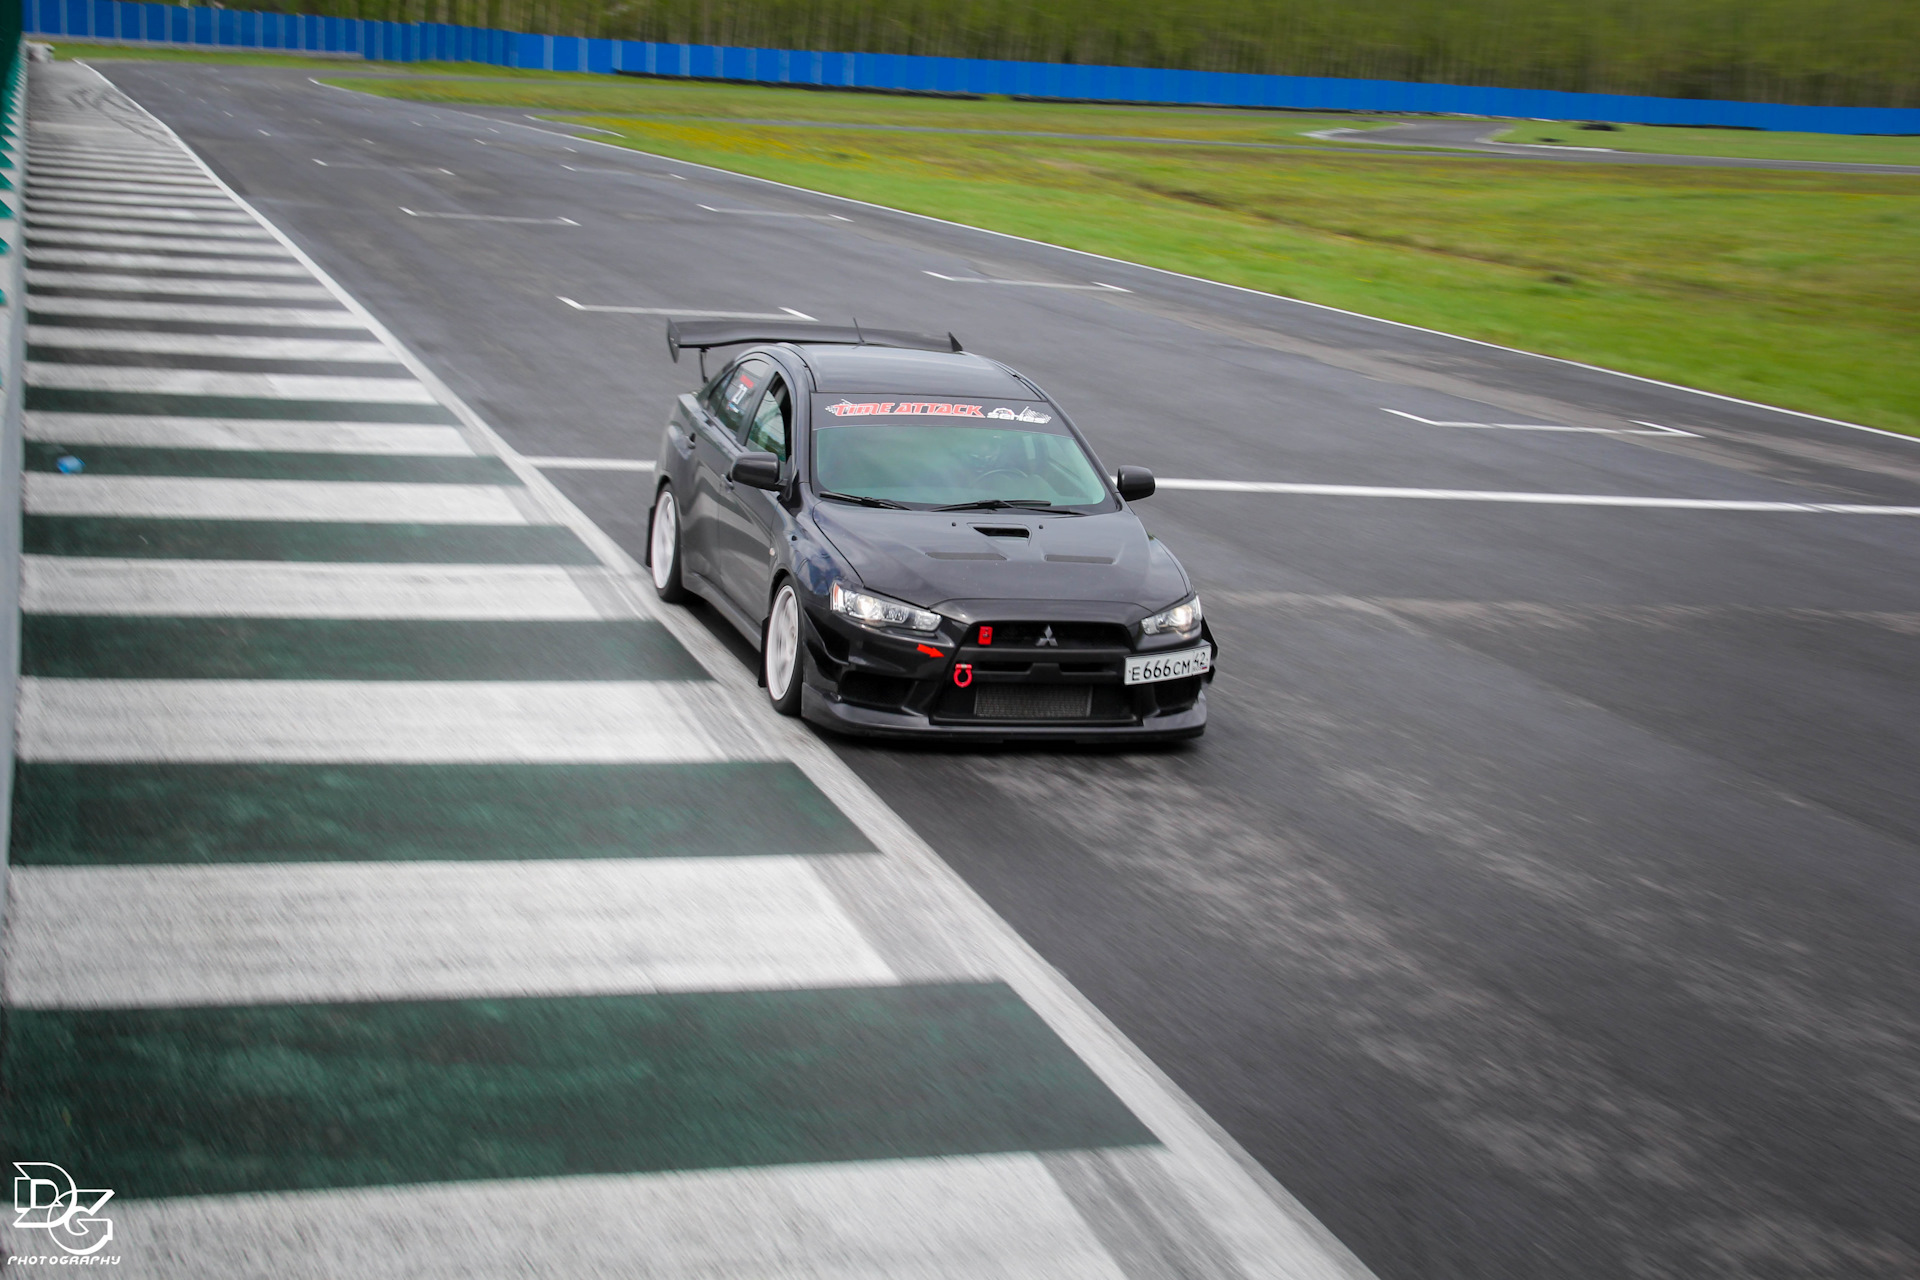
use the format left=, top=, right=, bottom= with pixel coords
left=811, top=399, right=1108, bottom=509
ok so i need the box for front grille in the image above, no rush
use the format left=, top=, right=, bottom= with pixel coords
left=974, top=621, right=1131, bottom=649
left=973, top=684, right=1094, bottom=720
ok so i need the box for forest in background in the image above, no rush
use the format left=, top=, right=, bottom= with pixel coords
left=267, top=0, right=1917, bottom=107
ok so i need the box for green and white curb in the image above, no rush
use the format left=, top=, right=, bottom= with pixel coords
left=1, top=61, right=1375, bottom=1280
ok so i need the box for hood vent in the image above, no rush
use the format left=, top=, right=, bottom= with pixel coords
left=973, top=525, right=1030, bottom=539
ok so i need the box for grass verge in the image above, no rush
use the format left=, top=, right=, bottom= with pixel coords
left=1493, top=121, right=1920, bottom=167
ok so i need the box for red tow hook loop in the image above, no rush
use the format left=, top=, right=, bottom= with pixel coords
left=952, top=662, right=973, bottom=688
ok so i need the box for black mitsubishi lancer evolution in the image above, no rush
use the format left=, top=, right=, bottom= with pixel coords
left=645, top=321, right=1215, bottom=741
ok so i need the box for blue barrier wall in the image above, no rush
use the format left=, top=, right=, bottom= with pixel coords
left=27, top=0, right=1920, bottom=134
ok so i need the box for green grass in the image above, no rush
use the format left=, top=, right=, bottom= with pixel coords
left=1495, top=121, right=1920, bottom=166
left=331, top=73, right=1920, bottom=434
left=320, top=70, right=1410, bottom=145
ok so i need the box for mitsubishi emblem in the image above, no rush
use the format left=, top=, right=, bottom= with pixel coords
left=1037, top=625, right=1059, bottom=647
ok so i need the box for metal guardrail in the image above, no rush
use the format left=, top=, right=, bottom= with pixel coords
left=25, top=0, right=1920, bottom=135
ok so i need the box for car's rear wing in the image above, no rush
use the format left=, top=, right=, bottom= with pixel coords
left=666, top=319, right=962, bottom=367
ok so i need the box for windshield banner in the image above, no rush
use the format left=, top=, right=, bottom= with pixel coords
left=819, top=399, right=1052, bottom=423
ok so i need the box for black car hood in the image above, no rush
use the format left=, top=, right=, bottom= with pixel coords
left=811, top=504, right=1191, bottom=613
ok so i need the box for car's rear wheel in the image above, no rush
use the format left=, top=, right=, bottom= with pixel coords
left=648, top=485, right=687, bottom=603
left=765, top=581, right=804, bottom=715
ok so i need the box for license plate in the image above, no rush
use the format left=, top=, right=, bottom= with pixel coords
left=1124, top=644, right=1213, bottom=685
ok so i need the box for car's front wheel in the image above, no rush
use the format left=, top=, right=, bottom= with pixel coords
left=765, top=581, right=805, bottom=715
left=648, top=485, right=687, bottom=603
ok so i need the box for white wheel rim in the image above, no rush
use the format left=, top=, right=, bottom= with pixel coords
left=766, top=586, right=800, bottom=697
left=649, top=491, right=677, bottom=590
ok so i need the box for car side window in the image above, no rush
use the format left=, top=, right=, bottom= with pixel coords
left=745, top=374, right=791, bottom=461
left=712, top=358, right=772, bottom=440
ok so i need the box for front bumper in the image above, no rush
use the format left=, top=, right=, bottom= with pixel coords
left=797, top=602, right=1213, bottom=742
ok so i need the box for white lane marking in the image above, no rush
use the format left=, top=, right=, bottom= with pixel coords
left=26, top=272, right=338, bottom=300
left=314, top=158, right=454, bottom=174
left=17, top=679, right=768, bottom=763
left=557, top=296, right=817, bottom=321
left=1157, top=477, right=1920, bottom=513
left=28, top=229, right=295, bottom=257
left=24, top=297, right=363, bottom=325
left=24, top=414, right=473, bottom=455
left=522, top=456, right=658, bottom=471
left=26, top=365, right=438, bottom=402
left=400, top=206, right=579, bottom=225
left=924, top=270, right=1131, bottom=292
left=29, top=214, right=278, bottom=239
left=698, top=204, right=851, bottom=221
left=7, top=858, right=896, bottom=1008
left=22, top=559, right=598, bottom=618
left=560, top=162, right=684, bottom=179
left=1383, top=408, right=1700, bottom=437
left=24, top=474, right=531, bottom=524
left=28, top=328, right=396, bottom=361
left=25, top=248, right=313, bottom=275
left=102, top=1154, right=1124, bottom=1280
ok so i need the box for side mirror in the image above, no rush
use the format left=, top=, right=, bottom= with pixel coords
left=1115, top=466, right=1156, bottom=501
left=730, top=452, right=783, bottom=491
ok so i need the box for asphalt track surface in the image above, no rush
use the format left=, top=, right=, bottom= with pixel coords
left=1314, top=119, right=1920, bottom=174
left=94, top=62, right=1920, bottom=1280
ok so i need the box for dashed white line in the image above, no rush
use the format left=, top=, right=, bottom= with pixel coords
left=1383, top=408, right=1700, bottom=436
left=400, top=207, right=578, bottom=225
left=698, top=204, right=850, bottom=221
left=924, top=271, right=1130, bottom=292
left=556, top=297, right=816, bottom=320
left=521, top=456, right=658, bottom=471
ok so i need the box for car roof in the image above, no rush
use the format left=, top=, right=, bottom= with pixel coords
left=795, top=345, right=1035, bottom=398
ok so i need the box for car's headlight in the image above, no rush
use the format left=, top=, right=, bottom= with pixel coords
left=830, top=582, right=942, bottom=632
left=1141, top=595, right=1203, bottom=638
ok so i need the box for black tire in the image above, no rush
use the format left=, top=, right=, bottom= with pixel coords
left=764, top=580, right=805, bottom=715
left=647, top=483, right=688, bottom=603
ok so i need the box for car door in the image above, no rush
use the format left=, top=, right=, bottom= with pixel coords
left=715, top=370, right=793, bottom=615
left=687, top=357, right=769, bottom=585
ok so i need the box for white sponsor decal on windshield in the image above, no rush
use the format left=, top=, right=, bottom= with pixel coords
left=988, top=405, right=1054, bottom=423
left=825, top=400, right=986, bottom=417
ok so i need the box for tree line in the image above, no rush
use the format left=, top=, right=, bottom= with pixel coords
left=289, top=0, right=1918, bottom=108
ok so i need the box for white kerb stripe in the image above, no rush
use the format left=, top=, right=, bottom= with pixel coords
left=22, top=559, right=602, bottom=618
left=25, top=249, right=313, bottom=275
left=100, top=1155, right=1127, bottom=1280
left=28, top=229, right=296, bottom=257
left=1157, top=478, right=1920, bottom=515
left=28, top=328, right=396, bottom=361
left=25, top=200, right=256, bottom=221
left=5, top=858, right=896, bottom=1008
left=26, top=271, right=336, bottom=299
left=24, top=298, right=363, bottom=325
left=25, top=365, right=436, bottom=402
left=17, top=679, right=768, bottom=763
left=24, top=475, right=532, bottom=524
left=24, top=415, right=474, bottom=455
left=28, top=215, right=276, bottom=238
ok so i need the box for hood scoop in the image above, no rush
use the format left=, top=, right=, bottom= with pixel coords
left=973, top=525, right=1030, bottom=539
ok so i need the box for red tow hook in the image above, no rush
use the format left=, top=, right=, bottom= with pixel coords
left=952, top=662, right=973, bottom=688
